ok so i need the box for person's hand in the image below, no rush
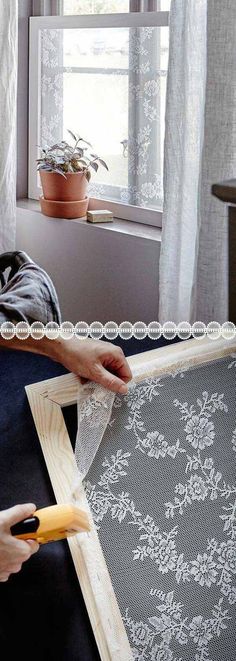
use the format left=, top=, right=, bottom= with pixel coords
left=54, top=337, right=132, bottom=394
left=0, top=333, right=133, bottom=393
left=0, top=504, right=39, bottom=582
left=0, top=334, right=133, bottom=394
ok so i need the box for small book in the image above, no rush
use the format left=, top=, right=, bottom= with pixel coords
left=87, top=209, right=113, bottom=223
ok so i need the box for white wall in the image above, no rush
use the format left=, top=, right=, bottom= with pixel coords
left=16, top=206, right=160, bottom=324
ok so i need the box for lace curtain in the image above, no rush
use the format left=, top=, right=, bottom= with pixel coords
left=41, top=29, right=63, bottom=148
left=40, top=23, right=166, bottom=211
left=159, top=0, right=236, bottom=324
left=127, top=26, right=163, bottom=208
left=0, top=1, right=17, bottom=253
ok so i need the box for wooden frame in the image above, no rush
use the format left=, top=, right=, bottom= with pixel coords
left=25, top=336, right=236, bottom=661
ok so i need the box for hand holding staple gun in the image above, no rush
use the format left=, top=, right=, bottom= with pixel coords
left=0, top=504, right=39, bottom=582
left=0, top=503, right=90, bottom=582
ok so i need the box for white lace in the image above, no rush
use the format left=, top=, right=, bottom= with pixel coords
left=72, top=382, right=115, bottom=499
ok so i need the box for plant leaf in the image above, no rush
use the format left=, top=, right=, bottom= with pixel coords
left=54, top=169, right=67, bottom=178
left=67, top=129, right=78, bottom=142
left=80, top=137, right=92, bottom=147
left=90, top=162, right=99, bottom=172
left=47, top=143, right=65, bottom=152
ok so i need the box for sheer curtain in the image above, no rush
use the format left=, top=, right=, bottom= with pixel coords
left=0, top=0, right=18, bottom=253
left=38, top=2, right=166, bottom=212
left=159, top=0, right=236, bottom=324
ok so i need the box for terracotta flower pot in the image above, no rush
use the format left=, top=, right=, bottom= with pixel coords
left=40, top=196, right=89, bottom=219
left=40, top=170, right=88, bottom=202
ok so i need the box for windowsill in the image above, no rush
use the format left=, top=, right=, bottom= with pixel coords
left=17, top=198, right=162, bottom=243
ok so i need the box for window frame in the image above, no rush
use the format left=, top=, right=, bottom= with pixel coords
left=28, top=11, right=169, bottom=227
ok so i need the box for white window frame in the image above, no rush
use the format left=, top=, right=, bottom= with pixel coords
left=29, top=11, right=169, bottom=227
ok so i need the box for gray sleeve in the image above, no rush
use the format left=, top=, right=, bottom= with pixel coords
left=0, top=252, right=61, bottom=325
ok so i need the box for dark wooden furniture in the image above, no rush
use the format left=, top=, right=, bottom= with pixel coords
left=212, top=179, right=236, bottom=323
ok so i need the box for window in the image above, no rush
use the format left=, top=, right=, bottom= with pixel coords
left=29, top=9, right=169, bottom=226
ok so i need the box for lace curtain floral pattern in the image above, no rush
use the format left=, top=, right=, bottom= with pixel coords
left=40, top=26, right=165, bottom=210
left=41, top=29, right=63, bottom=148
left=81, top=356, right=235, bottom=661
left=126, top=26, right=163, bottom=209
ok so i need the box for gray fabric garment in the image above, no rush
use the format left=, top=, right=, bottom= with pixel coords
left=0, top=251, right=61, bottom=325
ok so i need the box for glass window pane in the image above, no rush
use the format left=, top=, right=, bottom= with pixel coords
left=63, top=71, right=128, bottom=190
left=40, top=25, right=169, bottom=211
left=63, top=1, right=129, bottom=14
left=161, top=0, right=171, bottom=9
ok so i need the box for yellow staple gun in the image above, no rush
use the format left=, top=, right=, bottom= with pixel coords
left=11, top=504, right=90, bottom=544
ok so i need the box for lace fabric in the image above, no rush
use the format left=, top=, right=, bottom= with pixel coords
left=40, top=25, right=166, bottom=211
left=73, top=354, right=236, bottom=661
left=73, top=382, right=116, bottom=499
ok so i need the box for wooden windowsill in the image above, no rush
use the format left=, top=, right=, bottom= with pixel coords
left=17, top=198, right=161, bottom=243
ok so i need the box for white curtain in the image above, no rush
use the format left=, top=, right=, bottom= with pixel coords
left=0, top=0, right=17, bottom=254
left=159, top=0, right=236, bottom=324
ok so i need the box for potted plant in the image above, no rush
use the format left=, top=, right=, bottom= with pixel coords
left=37, top=130, right=108, bottom=219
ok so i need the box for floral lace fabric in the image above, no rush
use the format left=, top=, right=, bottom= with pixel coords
left=78, top=356, right=235, bottom=661
left=73, top=382, right=115, bottom=496
left=40, top=26, right=166, bottom=210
